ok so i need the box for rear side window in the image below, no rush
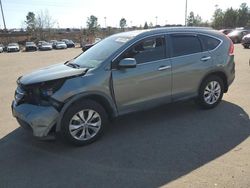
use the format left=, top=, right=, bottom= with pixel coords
left=171, top=35, right=202, bottom=57
left=199, top=35, right=220, bottom=51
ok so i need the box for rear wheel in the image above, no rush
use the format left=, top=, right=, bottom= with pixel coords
left=196, top=76, right=224, bottom=109
left=61, top=99, right=108, bottom=146
left=243, top=44, right=248, bottom=49
left=233, top=38, right=238, bottom=44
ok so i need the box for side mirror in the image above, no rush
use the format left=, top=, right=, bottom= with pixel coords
left=118, top=58, right=137, bottom=68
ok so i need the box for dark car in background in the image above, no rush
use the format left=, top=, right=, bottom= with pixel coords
left=25, top=42, right=37, bottom=52
left=61, top=39, right=75, bottom=48
left=241, top=33, right=250, bottom=48
left=219, top=29, right=233, bottom=35
left=66, top=40, right=75, bottom=48
left=7, top=43, right=20, bottom=52
left=82, top=38, right=101, bottom=52
left=82, top=43, right=95, bottom=52
left=227, top=29, right=250, bottom=43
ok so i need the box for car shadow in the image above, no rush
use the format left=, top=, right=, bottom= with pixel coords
left=0, top=101, right=249, bottom=188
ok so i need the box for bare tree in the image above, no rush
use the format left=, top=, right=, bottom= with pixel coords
left=35, top=10, right=55, bottom=40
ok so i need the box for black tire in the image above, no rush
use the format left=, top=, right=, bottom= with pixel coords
left=61, top=99, right=108, bottom=146
left=196, top=75, right=224, bottom=109
left=243, top=44, right=249, bottom=49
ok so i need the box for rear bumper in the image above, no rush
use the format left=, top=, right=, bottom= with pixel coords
left=12, top=101, right=59, bottom=137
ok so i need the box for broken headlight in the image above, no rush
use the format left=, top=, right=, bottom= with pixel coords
left=38, top=78, right=65, bottom=99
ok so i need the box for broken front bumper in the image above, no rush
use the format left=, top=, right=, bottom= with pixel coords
left=12, top=101, right=59, bottom=137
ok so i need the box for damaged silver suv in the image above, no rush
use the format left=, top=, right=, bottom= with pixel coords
left=12, top=27, right=235, bottom=146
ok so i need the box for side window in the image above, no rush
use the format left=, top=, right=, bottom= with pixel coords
left=199, top=35, right=220, bottom=51
left=171, top=35, right=202, bottom=57
left=120, top=36, right=166, bottom=64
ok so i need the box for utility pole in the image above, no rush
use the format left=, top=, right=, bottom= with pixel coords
left=185, top=0, right=188, bottom=26
left=104, top=16, right=107, bottom=28
left=0, top=0, right=7, bottom=31
left=155, top=16, right=158, bottom=26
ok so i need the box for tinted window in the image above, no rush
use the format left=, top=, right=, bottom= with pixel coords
left=120, top=36, right=166, bottom=64
left=199, top=35, right=220, bottom=51
left=171, top=35, right=201, bottom=57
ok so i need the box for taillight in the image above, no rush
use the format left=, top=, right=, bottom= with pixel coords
left=228, top=40, right=234, bottom=55
left=226, top=35, right=234, bottom=55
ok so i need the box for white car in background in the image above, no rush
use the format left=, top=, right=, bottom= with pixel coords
left=0, top=45, right=3, bottom=53
left=38, top=42, right=53, bottom=51
left=7, top=43, right=20, bottom=52
left=55, top=41, right=67, bottom=49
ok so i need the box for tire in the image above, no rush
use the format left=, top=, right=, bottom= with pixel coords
left=196, top=75, right=224, bottom=109
left=233, top=38, right=238, bottom=44
left=61, top=99, right=108, bottom=146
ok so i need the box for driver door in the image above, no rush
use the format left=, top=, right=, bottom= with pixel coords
left=111, top=35, right=172, bottom=114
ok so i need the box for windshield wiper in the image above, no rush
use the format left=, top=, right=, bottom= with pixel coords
left=65, top=61, right=80, bottom=69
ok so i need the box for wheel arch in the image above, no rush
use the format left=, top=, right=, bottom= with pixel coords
left=56, top=92, right=118, bottom=132
left=199, top=71, right=228, bottom=93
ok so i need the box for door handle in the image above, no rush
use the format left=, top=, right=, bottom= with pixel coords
left=158, top=65, right=171, bottom=71
left=201, top=56, right=211, bottom=61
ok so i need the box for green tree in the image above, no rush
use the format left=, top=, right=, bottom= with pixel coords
left=187, top=11, right=202, bottom=26
left=237, top=3, right=250, bottom=27
left=223, top=7, right=238, bottom=28
left=119, top=18, right=127, bottom=31
left=212, top=6, right=225, bottom=29
left=86, top=15, right=99, bottom=35
left=25, top=12, right=36, bottom=34
left=143, top=22, right=149, bottom=29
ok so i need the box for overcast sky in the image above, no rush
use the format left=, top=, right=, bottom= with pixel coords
left=0, top=0, right=249, bottom=29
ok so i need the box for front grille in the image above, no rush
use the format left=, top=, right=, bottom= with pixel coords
left=8, top=48, right=17, bottom=52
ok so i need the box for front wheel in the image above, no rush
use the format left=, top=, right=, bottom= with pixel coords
left=196, top=76, right=224, bottom=109
left=61, top=99, right=108, bottom=146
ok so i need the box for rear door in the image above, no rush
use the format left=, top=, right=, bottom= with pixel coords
left=169, top=33, right=213, bottom=100
left=112, top=35, right=172, bottom=114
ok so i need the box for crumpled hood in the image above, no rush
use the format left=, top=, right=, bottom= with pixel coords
left=19, top=63, right=88, bottom=85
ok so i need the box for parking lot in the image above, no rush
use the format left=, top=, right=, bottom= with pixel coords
left=0, top=45, right=249, bottom=187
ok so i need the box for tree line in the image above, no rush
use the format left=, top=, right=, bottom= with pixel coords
left=187, top=3, right=250, bottom=29
left=24, top=2, right=249, bottom=41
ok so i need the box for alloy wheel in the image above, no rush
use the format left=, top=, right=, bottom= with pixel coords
left=69, top=109, right=101, bottom=141
left=203, top=81, right=221, bottom=105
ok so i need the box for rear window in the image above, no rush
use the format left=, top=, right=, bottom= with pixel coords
left=199, top=35, right=220, bottom=51
left=171, top=35, right=202, bottom=57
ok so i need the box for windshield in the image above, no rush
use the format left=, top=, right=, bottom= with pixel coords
left=57, top=42, right=65, bottom=44
left=26, top=42, right=34, bottom=45
left=73, top=34, right=135, bottom=68
left=9, top=43, right=18, bottom=46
